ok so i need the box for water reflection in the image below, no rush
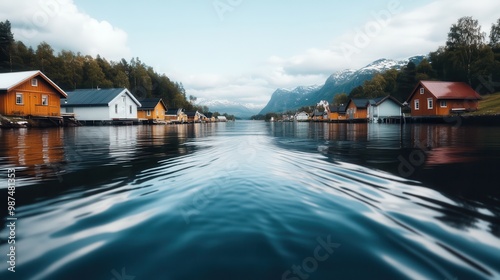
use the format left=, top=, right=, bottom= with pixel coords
left=0, top=128, right=64, bottom=180
left=0, top=121, right=499, bottom=280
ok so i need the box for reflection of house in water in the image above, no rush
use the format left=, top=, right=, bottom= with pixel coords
left=63, top=126, right=139, bottom=166
left=1, top=128, right=64, bottom=179
left=410, top=125, right=478, bottom=166
left=325, top=123, right=368, bottom=142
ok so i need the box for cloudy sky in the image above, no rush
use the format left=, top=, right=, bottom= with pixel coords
left=1, top=0, right=499, bottom=108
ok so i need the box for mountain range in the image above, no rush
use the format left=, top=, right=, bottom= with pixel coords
left=195, top=99, right=261, bottom=119
left=259, top=55, right=425, bottom=114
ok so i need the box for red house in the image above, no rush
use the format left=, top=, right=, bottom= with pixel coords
left=407, top=81, right=481, bottom=116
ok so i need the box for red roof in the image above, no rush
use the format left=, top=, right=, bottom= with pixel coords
left=420, top=81, right=481, bottom=100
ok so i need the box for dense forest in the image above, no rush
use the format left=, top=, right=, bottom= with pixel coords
left=343, top=16, right=500, bottom=104
left=0, top=20, right=197, bottom=111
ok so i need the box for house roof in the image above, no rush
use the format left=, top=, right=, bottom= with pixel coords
left=62, top=88, right=141, bottom=107
left=0, top=70, right=67, bottom=98
left=347, top=98, right=370, bottom=108
left=369, top=95, right=402, bottom=106
left=409, top=81, right=481, bottom=101
left=137, top=98, right=167, bottom=110
left=166, top=108, right=181, bottom=115
left=329, top=105, right=347, bottom=113
left=184, top=111, right=198, bottom=117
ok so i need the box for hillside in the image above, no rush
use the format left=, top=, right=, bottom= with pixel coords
left=468, top=92, right=500, bottom=115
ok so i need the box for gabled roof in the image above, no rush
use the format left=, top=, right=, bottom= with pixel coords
left=369, top=95, right=402, bottom=106
left=329, top=105, right=347, bottom=113
left=166, top=108, right=182, bottom=115
left=184, top=111, right=199, bottom=117
left=347, top=98, right=370, bottom=109
left=408, top=81, right=481, bottom=101
left=0, top=70, right=67, bottom=98
left=62, top=88, right=141, bottom=107
left=137, top=98, right=167, bottom=110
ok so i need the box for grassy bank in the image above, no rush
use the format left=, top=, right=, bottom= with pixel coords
left=468, top=92, right=500, bottom=115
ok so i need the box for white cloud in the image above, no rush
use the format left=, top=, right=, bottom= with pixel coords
left=272, top=0, right=500, bottom=76
left=0, top=0, right=131, bottom=60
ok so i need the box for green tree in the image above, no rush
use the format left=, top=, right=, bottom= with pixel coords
left=0, top=20, right=14, bottom=71
left=83, top=56, right=106, bottom=88
left=35, top=42, right=56, bottom=75
left=363, top=74, right=387, bottom=98
left=415, top=58, right=435, bottom=81
left=393, top=62, right=417, bottom=102
left=333, top=93, right=349, bottom=105
left=349, top=85, right=365, bottom=98
left=489, top=18, right=500, bottom=47
left=10, top=41, right=36, bottom=71
left=446, top=16, right=487, bottom=84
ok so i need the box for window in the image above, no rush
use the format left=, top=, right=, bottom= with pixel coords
left=440, top=100, right=447, bottom=108
left=414, top=99, right=419, bottom=110
left=129, top=105, right=132, bottom=114
left=115, top=104, right=118, bottom=114
left=420, top=88, right=424, bottom=94
left=427, top=98, right=433, bottom=109
left=31, top=78, right=38, bottom=87
left=41, top=95, right=48, bottom=106
left=16, top=93, right=23, bottom=105
left=146, top=110, right=151, bottom=116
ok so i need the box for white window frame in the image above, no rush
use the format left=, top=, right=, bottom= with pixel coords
left=414, top=99, right=419, bottom=110
left=427, top=98, right=433, bottom=109
left=115, top=104, right=118, bottom=114
left=129, top=105, right=132, bottom=114
left=41, top=94, right=48, bottom=106
left=31, top=78, right=38, bottom=87
left=16, top=93, right=23, bottom=105
left=440, top=100, right=447, bottom=108
left=146, top=110, right=151, bottom=116
left=420, top=88, right=424, bottom=94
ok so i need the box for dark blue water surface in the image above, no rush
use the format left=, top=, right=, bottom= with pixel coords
left=1, top=121, right=499, bottom=280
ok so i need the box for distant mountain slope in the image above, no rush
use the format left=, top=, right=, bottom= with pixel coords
left=258, top=85, right=322, bottom=115
left=259, top=56, right=425, bottom=114
left=195, top=99, right=261, bottom=119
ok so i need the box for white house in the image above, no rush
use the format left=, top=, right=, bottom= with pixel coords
left=61, top=88, right=141, bottom=124
left=295, top=111, right=309, bottom=121
left=367, top=96, right=402, bottom=123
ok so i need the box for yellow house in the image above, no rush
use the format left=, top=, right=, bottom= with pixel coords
left=166, top=108, right=187, bottom=123
left=137, top=98, right=167, bottom=124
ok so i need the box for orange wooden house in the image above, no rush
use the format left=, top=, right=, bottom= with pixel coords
left=137, top=98, right=167, bottom=123
left=345, top=98, right=369, bottom=120
left=328, top=105, right=347, bottom=121
left=406, top=81, right=481, bottom=116
left=0, top=70, right=67, bottom=117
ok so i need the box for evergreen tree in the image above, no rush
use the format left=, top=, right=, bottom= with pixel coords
left=0, top=20, right=14, bottom=71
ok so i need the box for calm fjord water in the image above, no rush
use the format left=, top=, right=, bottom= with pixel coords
left=1, top=121, right=500, bottom=280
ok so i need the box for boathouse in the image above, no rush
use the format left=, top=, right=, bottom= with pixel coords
left=61, top=88, right=141, bottom=125
left=137, top=98, right=167, bottom=124
left=367, top=96, right=402, bottom=123
left=166, top=108, right=187, bottom=123
left=346, top=98, right=369, bottom=121
left=406, top=81, right=481, bottom=116
left=0, top=70, right=67, bottom=119
left=328, top=105, right=347, bottom=121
